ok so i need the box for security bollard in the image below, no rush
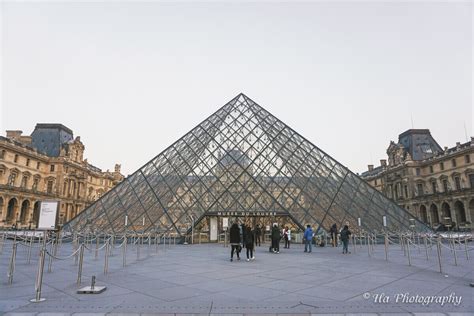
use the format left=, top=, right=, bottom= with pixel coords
left=8, top=242, right=18, bottom=284
left=367, top=232, right=371, bottom=257
left=148, top=233, right=151, bottom=257
left=137, top=236, right=141, bottom=260
left=384, top=234, right=388, bottom=261
left=77, top=243, right=85, bottom=286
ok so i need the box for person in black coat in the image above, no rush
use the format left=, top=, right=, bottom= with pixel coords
left=229, top=223, right=241, bottom=261
left=254, top=224, right=262, bottom=246
left=245, top=226, right=255, bottom=261
left=271, top=224, right=280, bottom=253
left=330, top=223, right=338, bottom=247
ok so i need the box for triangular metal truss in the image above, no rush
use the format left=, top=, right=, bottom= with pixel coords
left=64, top=94, right=429, bottom=235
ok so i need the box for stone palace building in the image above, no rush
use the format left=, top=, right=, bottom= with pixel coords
left=0, top=124, right=124, bottom=229
left=361, top=129, right=474, bottom=231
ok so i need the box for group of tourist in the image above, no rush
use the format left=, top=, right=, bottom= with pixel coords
left=229, top=221, right=353, bottom=261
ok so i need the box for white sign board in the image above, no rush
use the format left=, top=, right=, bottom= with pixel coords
left=357, top=218, right=361, bottom=227
left=222, top=217, right=229, bottom=228
left=383, top=216, right=387, bottom=227
left=38, top=201, right=59, bottom=230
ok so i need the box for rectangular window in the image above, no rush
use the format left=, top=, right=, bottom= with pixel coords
left=8, top=173, right=17, bottom=186
left=32, top=178, right=39, bottom=191
left=416, top=168, right=420, bottom=176
left=432, top=182, right=437, bottom=193
left=21, top=176, right=28, bottom=188
left=404, top=185, right=408, bottom=197
left=374, top=179, right=378, bottom=185
left=50, top=164, right=55, bottom=172
left=14, top=154, right=18, bottom=163
left=429, top=165, right=434, bottom=173
left=452, top=159, right=457, bottom=167
left=443, top=179, right=449, bottom=192
left=26, top=158, right=30, bottom=167
left=417, top=183, right=423, bottom=196
left=454, top=177, right=461, bottom=190
left=470, top=174, right=474, bottom=189
left=36, top=162, right=40, bottom=169
left=0, top=150, right=5, bottom=159
left=47, top=180, right=54, bottom=194
left=466, top=155, right=471, bottom=164
left=440, top=162, right=444, bottom=171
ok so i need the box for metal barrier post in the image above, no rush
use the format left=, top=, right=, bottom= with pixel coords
left=352, top=234, right=356, bottom=254
left=47, top=240, right=55, bottom=272
left=8, top=241, right=17, bottom=284
left=384, top=234, right=388, bottom=261
left=30, top=233, right=47, bottom=302
left=122, top=235, right=127, bottom=267
left=148, top=233, right=151, bottom=257
left=77, top=243, right=85, bottom=285
left=0, top=232, right=4, bottom=254
left=137, top=235, right=141, bottom=260
left=74, top=233, right=79, bottom=266
left=424, top=236, right=429, bottom=260
left=155, top=233, right=159, bottom=253
left=95, top=235, right=99, bottom=260
left=465, top=236, right=469, bottom=260
left=104, top=240, right=109, bottom=275
left=367, top=232, right=371, bottom=257
left=453, top=238, right=458, bottom=266
left=406, top=238, right=412, bottom=266
left=27, top=234, right=33, bottom=264
left=436, top=236, right=443, bottom=274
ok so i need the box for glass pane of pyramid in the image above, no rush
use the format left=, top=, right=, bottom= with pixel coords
left=64, top=94, right=430, bottom=235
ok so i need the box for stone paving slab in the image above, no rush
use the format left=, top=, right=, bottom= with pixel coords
left=1, top=241, right=473, bottom=315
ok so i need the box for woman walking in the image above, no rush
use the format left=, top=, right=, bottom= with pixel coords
left=230, top=223, right=241, bottom=261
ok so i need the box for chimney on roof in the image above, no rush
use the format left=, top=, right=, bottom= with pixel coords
left=380, top=159, right=387, bottom=167
left=368, top=165, right=374, bottom=171
left=444, top=146, right=448, bottom=152
left=456, top=142, right=461, bottom=148
left=6, top=130, right=23, bottom=140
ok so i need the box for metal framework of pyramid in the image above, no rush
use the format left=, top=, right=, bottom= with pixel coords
left=64, top=94, right=429, bottom=235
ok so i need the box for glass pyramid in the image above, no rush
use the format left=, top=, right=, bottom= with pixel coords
left=64, top=94, right=429, bottom=235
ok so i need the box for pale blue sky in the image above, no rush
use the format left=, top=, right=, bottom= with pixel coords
left=1, top=1, right=472, bottom=175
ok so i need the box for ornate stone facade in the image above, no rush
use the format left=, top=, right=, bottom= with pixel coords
left=0, top=124, right=124, bottom=229
left=361, top=129, right=474, bottom=231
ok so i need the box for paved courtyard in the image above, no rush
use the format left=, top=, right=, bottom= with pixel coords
left=0, top=239, right=472, bottom=315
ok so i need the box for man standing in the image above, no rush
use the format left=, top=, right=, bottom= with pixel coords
left=283, top=226, right=291, bottom=249
left=304, top=224, right=313, bottom=253
left=340, top=225, right=352, bottom=254
left=271, top=224, right=280, bottom=253
left=254, top=224, right=261, bottom=247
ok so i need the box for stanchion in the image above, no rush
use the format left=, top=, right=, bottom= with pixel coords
left=155, top=232, right=159, bottom=253
left=104, top=239, right=109, bottom=275
left=7, top=241, right=18, bottom=284
left=122, top=235, right=127, bottom=267
left=406, top=238, right=412, bottom=266
left=0, top=232, right=5, bottom=254
left=136, top=235, right=141, bottom=260
left=95, top=235, right=99, bottom=260
left=384, top=234, right=388, bottom=261
left=452, top=238, right=458, bottom=266
left=27, top=234, right=33, bottom=264
left=74, top=233, right=79, bottom=266
left=47, top=240, right=55, bottom=273
left=148, top=233, right=151, bottom=257
left=352, top=234, right=356, bottom=254
left=31, top=233, right=47, bottom=302
left=424, top=236, right=429, bottom=260
left=464, top=236, right=469, bottom=260
left=77, top=243, right=85, bottom=285
left=110, top=235, right=115, bottom=257
left=367, top=232, right=371, bottom=257
left=436, top=236, right=443, bottom=274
